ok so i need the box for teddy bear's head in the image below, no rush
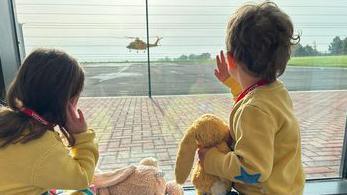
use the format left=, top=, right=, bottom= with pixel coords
left=175, top=114, right=230, bottom=184
left=140, top=157, right=158, bottom=167
left=94, top=157, right=183, bottom=195
left=192, top=114, right=230, bottom=147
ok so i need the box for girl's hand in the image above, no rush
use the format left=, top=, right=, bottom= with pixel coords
left=65, top=102, right=87, bottom=134
left=215, top=50, right=230, bottom=82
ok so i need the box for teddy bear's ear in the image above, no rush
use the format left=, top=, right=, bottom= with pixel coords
left=165, top=180, right=184, bottom=195
left=93, top=165, right=136, bottom=188
left=175, top=130, right=197, bottom=184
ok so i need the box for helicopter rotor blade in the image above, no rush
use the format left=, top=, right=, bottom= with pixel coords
left=125, top=36, right=138, bottom=39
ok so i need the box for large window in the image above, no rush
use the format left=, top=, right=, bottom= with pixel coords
left=8, top=0, right=347, bottom=186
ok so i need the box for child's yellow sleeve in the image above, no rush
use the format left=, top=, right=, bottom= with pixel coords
left=204, top=105, right=275, bottom=184
left=32, top=129, right=99, bottom=190
left=223, top=76, right=242, bottom=100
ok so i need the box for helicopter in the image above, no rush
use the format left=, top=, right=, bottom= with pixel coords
left=126, top=36, right=163, bottom=53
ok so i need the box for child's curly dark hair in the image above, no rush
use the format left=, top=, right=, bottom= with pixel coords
left=226, top=1, right=300, bottom=82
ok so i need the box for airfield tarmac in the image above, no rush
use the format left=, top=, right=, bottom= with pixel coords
left=81, top=63, right=347, bottom=97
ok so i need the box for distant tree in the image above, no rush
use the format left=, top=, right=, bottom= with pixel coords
left=292, top=44, right=305, bottom=56
left=188, top=54, right=198, bottom=61
left=329, top=36, right=344, bottom=55
left=187, top=53, right=211, bottom=61
left=292, top=43, right=319, bottom=56
left=304, top=45, right=319, bottom=56
left=174, top=53, right=212, bottom=62
left=200, top=53, right=211, bottom=60
left=177, top=55, right=188, bottom=61
left=164, top=56, right=171, bottom=62
left=158, top=57, right=168, bottom=62
left=343, top=37, right=347, bottom=54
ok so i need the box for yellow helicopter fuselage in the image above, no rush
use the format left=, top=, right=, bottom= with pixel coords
left=126, top=37, right=162, bottom=51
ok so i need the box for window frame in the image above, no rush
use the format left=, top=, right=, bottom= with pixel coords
left=1, top=0, right=347, bottom=193
left=0, top=0, right=21, bottom=91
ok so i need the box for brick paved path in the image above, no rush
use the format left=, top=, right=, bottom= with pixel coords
left=79, top=90, right=347, bottom=182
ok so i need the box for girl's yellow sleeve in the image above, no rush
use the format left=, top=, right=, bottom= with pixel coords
left=203, top=105, right=275, bottom=184
left=223, top=76, right=242, bottom=100
left=32, top=129, right=99, bottom=190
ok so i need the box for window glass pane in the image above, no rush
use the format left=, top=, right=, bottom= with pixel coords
left=15, top=0, right=148, bottom=96
left=278, top=0, right=347, bottom=179
left=148, top=0, right=347, bottom=183
left=13, top=0, right=151, bottom=182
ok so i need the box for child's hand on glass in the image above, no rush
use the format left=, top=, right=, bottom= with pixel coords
left=65, top=102, right=87, bottom=134
left=215, top=50, right=230, bottom=82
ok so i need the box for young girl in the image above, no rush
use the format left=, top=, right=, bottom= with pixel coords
left=0, top=49, right=99, bottom=195
left=199, top=2, right=305, bottom=195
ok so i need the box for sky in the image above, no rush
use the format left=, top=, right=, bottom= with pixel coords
left=14, top=0, right=347, bottom=62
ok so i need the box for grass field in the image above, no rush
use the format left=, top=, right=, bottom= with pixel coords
left=288, top=55, right=347, bottom=68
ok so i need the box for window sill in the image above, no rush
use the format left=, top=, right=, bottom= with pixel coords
left=183, top=179, right=347, bottom=195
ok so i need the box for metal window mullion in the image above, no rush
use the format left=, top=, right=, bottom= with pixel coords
left=340, top=115, right=347, bottom=178
left=0, top=0, right=21, bottom=91
left=145, top=0, right=152, bottom=98
left=0, top=59, right=5, bottom=100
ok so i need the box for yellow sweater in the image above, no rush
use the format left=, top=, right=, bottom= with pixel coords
left=204, top=78, right=305, bottom=195
left=0, top=129, right=99, bottom=195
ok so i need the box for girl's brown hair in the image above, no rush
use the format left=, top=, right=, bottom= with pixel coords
left=0, top=48, right=84, bottom=147
left=226, top=1, right=300, bottom=82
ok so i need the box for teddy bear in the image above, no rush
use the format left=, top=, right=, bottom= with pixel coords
left=93, top=157, right=184, bottom=195
left=175, top=114, right=234, bottom=195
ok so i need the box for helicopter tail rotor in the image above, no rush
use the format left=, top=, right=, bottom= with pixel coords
left=154, top=36, right=163, bottom=45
